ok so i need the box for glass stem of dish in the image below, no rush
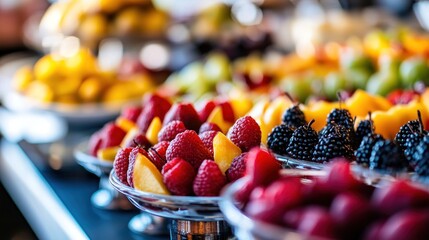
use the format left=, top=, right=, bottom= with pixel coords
left=171, top=220, right=232, bottom=240
left=91, top=175, right=135, bottom=210
left=128, top=213, right=170, bottom=235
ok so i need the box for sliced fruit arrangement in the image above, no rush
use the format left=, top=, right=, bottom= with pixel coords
left=13, top=49, right=155, bottom=105
left=267, top=94, right=429, bottom=177
left=90, top=93, right=262, bottom=196
left=40, top=0, right=170, bottom=48
left=271, top=28, right=429, bottom=102
left=232, top=151, right=429, bottom=240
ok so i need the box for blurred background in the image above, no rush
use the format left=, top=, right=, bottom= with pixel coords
left=0, top=0, right=427, bottom=239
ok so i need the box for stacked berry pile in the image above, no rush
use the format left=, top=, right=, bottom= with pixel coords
left=90, top=93, right=263, bottom=196
left=233, top=150, right=429, bottom=240
left=268, top=105, right=429, bottom=177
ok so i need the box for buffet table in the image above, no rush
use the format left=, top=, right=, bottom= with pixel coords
left=0, top=136, right=166, bottom=240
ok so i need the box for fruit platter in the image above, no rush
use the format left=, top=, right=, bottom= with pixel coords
left=220, top=151, right=429, bottom=240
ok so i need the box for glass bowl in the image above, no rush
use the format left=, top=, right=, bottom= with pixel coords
left=220, top=167, right=425, bottom=240
left=275, top=154, right=324, bottom=170
left=109, top=170, right=232, bottom=239
left=220, top=170, right=323, bottom=240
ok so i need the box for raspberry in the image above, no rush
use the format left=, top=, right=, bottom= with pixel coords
left=158, top=120, right=187, bottom=142
left=166, top=130, right=212, bottom=170
left=228, top=116, right=261, bottom=152
left=152, top=141, right=169, bottom=159
left=162, top=158, right=196, bottom=196
left=226, top=152, right=248, bottom=182
left=246, top=148, right=281, bottom=186
left=199, top=122, right=222, bottom=134
left=113, top=147, right=133, bottom=185
left=199, top=130, right=218, bottom=157
left=193, top=160, right=227, bottom=196
left=163, top=103, right=202, bottom=132
left=127, top=147, right=149, bottom=187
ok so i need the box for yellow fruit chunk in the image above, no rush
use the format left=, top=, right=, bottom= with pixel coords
left=26, top=82, right=54, bottom=103
left=247, top=99, right=270, bottom=121
left=263, top=96, right=293, bottom=134
left=213, top=132, right=241, bottom=174
left=133, top=153, right=170, bottom=195
left=97, top=146, right=120, bottom=162
left=302, top=101, right=339, bottom=131
left=146, top=117, right=162, bottom=145
left=13, top=66, right=33, bottom=91
left=120, top=127, right=139, bottom=147
left=33, top=55, right=62, bottom=82
left=420, top=88, right=429, bottom=114
left=116, top=117, right=137, bottom=133
left=230, top=97, right=253, bottom=118
left=78, top=77, right=103, bottom=102
left=345, top=90, right=391, bottom=117
left=207, top=106, right=232, bottom=133
left=63, top=49, right=97, bottom=77
left=255, top=117, right=269, bottom=145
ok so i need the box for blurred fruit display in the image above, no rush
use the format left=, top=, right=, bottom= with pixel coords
left=13, top=48, right=155, bottom=104
left=39, top=0, right=170, bottom=48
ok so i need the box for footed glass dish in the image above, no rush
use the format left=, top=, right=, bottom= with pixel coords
left=74, top=141, right=170, bottom=235
left=109, top=170, right=232, bottom=239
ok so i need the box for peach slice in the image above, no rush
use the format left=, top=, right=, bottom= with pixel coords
left=207, top=106, right=232, bottom=133
left=213, top=132, right=242, bottom=174
left=97, top=146, right=120, bottom=162
left=146, top=117, right=162, bottom=145
left=230, top=97, right=253, bottom=119
left=133, top=153, right=170, bottom=195
left=116, top=117, right=137, bottom=133
left=263, top=96, right=293, bottom=133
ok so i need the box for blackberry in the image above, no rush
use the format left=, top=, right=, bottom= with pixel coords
left=286, top=120, right=318, bottom=161
left=319, top=123, right=354, bottom=150
left=404, top=132, right=425, bottom=167
left=355, top=134, right=384, bottom=166
left=369, top=140, right=407, bottom=172
left=282, top=105, right=307, bottom=128
left=413, top=136, right=429, bottom=177
left=267, top=124, right=295, bottom=155
left=395, top=110, right=426, bottom=151
left=355, top=114, right=375, bottom=146
left=326, top=108, right=354, bottom=129
left=312, top=129, right=355, bottom=163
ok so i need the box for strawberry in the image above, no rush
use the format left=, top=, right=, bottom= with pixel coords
left=101, top=123, right=127, bottom=148
left=387, top=89, right=418, bottom=105
left=199, top=122, right=222, bottom=134
left=127, top=147, right=149, bottom=187
left=148, top=141, right=169, bottom=171
left=226, top=152, right=248, bottom=182
left=121, top=106, right=142, bottom=122
left=246, top=147, right=281, bottom=186
left=89, top=131, right=103, bottom=156
left=162, top=158, right=196, bottom=196
left=198, top=100, right=216, bottom=123
left=227, top=116, right=261, bottom=152
left=158, top=120, right=187, bottom=142
left=198, top=130, right=218, bottom=157
left=166, top=130, right=212, bottom=170
left=136, top=94, right=171, bottom=131
left=163, top=103, right=202, bottom=132
left=193, top=160, right=226, bottom=196
left=113, top=147, right=133, bottom=185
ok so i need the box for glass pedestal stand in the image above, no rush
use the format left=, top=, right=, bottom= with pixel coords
left=110, top=170, right=232, bottom=239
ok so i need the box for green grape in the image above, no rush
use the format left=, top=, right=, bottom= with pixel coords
left=366, top=71, right=400, bottom=96
left=324, top=72, right=349, bottom=100
left=281, top=77, right=312, bottom=103
left=400, top=57, right=429, bottom=88
left=346, top=69, right=372, bottom=89
left=203, top=53, right=231, bottom=83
